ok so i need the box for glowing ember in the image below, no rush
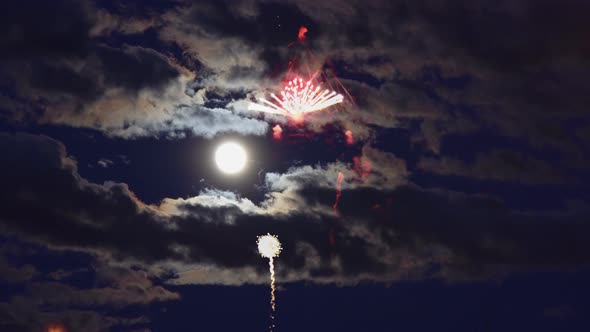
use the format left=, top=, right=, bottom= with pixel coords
left=272, top=124, right=283, bottom=140
left=298, top=26, right=308, bottom=41
left=345, top=130, right=353, bottom=145
left=257, top=234, right=282, bottom=331
left=249, top=77, right=343, bottom=119
left=46, top=324, right=66, bottom=332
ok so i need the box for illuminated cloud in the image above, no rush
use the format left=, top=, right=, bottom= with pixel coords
left=1, top=132, right=589, bottom=291
left=1, top=0, right=589, bottom=331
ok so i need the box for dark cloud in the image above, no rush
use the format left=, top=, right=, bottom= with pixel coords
left=0, top=0, right=588, bottom=287
left=95, top=45, right=181, bottom=91
left=2, top=0, right=590, bottom=330
left=289, top=0, right=590, bottom=160
left=1, top=132, right=588, bottom=287
left=3, top=42, right=187, bottom=117
left=0, top=0, right=269, bottom=139
left=0, top=0, right=93, bottom=60
left=184, top=1, right=318, bottom=47
left=418, top=150, right=567, bottom=185
left=0, top=132, right=178, bottom=261
left=0, top=256, right=36, bottom=284
left=98, top=0, right=182, bottom=18
left=2, top=0, right=588, bottom=155
left=417, top=1, right=590, bottom=70
left=0, top=237, right=176, bottom=332
left=0, top=0, right=189, bottom=135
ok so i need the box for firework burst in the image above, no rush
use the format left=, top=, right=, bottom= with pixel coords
left=257, top=234, right=282, bottom=331
left=249, top=77, right=343, bottom=120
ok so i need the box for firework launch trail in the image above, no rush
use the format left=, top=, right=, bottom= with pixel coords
left=257, top=234, right=283, bottom=331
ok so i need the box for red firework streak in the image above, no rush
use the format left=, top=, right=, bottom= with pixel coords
left=332, top=172, right=345, bottom=212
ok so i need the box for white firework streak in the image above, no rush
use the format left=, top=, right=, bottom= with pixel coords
left=249, top=78, right=344, bottom=117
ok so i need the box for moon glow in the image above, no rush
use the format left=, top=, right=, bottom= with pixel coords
left=215, top=142, right=247, bottom=174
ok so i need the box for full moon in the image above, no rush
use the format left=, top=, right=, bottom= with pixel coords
left=215, top=142, right=247, bottom=174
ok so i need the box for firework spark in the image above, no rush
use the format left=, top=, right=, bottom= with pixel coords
left=249, top=77, right=343, bottom=120
left=257, top=234, right=282, bottom=331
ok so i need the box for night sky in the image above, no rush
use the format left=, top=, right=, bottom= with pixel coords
left=1, top=1, right=590, bottom=331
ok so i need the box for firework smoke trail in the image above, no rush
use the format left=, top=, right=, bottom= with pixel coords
left=248, top=77, right=344, bottom=119
left=257, top=234, right=282, bottom=331
left=333, top=172, right=345, bottom=212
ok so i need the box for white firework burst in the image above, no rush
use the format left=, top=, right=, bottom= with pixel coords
left=257, top=234, right=282, bottom=259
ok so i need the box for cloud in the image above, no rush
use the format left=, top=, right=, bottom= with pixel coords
left=0, top=0, right=589, bottom=291
left=0, top=255, right=36, bottom=284
left=0, top=0, right=269, bottom=139
left=2, top=0, right=588, bottom=164
left=0, top=237, right=177, bottom=332
left=0, top=303, right=146, bottom=332
left=1, top=132, right=589, bottom=289
left=20, top=269, right=178, bottom=309
left=160, top=105, right=268, bottom=139
left=2, top=0, right=590, bottom=329
left=418, top=150, right=568, bottom=185
left=289, top=0, right=590, bottom=158
left=97, top=158, right=114, bottom=168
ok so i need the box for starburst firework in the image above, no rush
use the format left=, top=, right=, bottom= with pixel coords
left=249, top=77, right=343, bottom=119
